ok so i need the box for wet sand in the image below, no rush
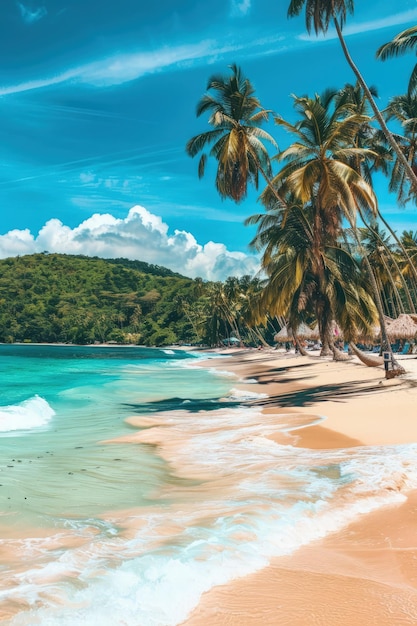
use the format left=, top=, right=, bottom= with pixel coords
left=182, top=348, right=417, bottom=626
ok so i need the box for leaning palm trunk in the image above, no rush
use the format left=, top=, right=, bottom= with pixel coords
left=349, top=342, right=384, bottom=367
left=333, top=17, right=417, bottom=195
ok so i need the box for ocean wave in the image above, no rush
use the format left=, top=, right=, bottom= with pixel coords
left=223, top=387, right=269, bottom=401
left=0, top=395, right=55, bottom=433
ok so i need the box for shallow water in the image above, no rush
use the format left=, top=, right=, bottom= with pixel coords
left=1, top=345, right=417, bottom=625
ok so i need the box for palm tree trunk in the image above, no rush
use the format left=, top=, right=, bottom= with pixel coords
left=349, top=342, right=384, bottom=367
left=333, top=16, right=417, bottom=194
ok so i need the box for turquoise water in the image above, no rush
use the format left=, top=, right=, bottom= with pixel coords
left=0, top=345, right=233, bottom=521
left=1, top=345, right=417, bottom=625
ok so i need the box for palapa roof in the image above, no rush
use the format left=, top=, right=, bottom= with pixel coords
left=274, top=325, right=291, bottom=342
left=274, top=322, right=315, bottom=342
left=386, top=313, right=417, bottom=340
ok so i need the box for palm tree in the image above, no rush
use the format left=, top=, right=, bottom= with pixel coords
left=247, top=198, right=378, bottom=354
left=376, top=26, right=417, bottom=96
left=334, top=82, right=392, bottom=182
left=186, top=64, right=278, bottom=203
left=287, top=0, right=417, bottom=195
left=262, top=89, right=400, bottom=363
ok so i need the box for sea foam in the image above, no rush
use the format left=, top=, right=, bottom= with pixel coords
left=0, top=395, right=55, bottom=433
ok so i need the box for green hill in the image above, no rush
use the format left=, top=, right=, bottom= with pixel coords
left=0, top=253, right=199, bottom=346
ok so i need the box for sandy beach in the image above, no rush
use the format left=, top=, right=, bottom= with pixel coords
left=182, top=348, right=417, bottom=626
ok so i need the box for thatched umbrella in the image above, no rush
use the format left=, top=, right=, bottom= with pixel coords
left=293, top=322, right=315, bottom=340
left=274, top=326, right=291, bottom=343
left=385, top=313, right=417, bottom=341
left=274, top=323, right=315, bottom=343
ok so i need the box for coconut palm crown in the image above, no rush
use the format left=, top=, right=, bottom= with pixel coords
left=287, top=0, right=353, bottom=34
left=265, top=90, right=378, bottom=238
left=186, top=64, right=277, bottom=203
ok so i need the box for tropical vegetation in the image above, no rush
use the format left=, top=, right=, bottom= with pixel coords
left=0, top=253, right=277, bottom=347
left=186, top=6, right=417, bottom=369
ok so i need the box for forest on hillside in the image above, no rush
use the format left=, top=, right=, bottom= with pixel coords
left=0, top=253, right=273, bottom=347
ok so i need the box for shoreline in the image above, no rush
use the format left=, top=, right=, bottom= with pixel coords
left=182, top=348, right=417, bottom=625
left=193, top=347, right=417, bottom=446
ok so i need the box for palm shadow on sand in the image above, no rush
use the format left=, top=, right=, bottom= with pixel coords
left=251, top=379, right=396, bottom=408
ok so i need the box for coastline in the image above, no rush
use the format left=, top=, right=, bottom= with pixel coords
left=182, top=347, right=417, bottom=625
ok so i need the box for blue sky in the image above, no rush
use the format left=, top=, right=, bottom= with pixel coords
left=1, top=0, right=417, bottom=279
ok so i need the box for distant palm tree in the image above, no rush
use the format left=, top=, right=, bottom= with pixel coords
left=287, top=0, right=417, bottom=195
left=186, top=64, right=277, bottom=203
left=376, top=26, right=417, bottom=95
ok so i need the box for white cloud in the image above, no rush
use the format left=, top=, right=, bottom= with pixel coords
left=0, top=41, right=216, bottom=95
left=2, top=6, right=413, bottom=96
left=0, top=228, right=36, bottom=257
left=17, top=2, right=47, bottom=24
left=0, top=206, right=260, bottom=281
left=0, top=32, right=288, bottom=95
